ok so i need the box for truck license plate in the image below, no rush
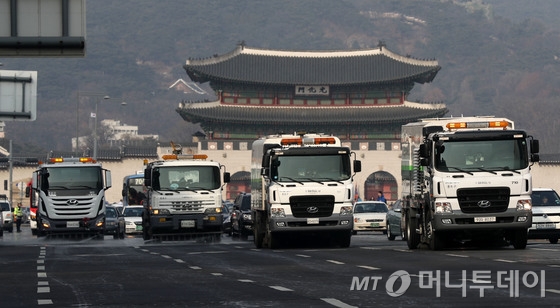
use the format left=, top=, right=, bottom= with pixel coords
left=474, top=216, right=496, bottom=223
left=307, top=218, right=319, bottom=224
left=66, top=221, right=79, bottom=228
left=536, top=223, right=555, bottom=229
left=181, top=220, right=196, bottom=228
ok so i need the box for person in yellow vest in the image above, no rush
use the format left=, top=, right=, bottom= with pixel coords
left=14, top=202, right=24, bottom=232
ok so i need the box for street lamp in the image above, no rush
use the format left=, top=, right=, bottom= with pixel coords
left=76, top=92, right=124, bottom=158
left=93, top=96, right=110, bottom=160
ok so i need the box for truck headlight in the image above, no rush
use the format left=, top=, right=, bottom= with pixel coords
left=340, top=206, right=352, bottom=216
left=271, top=208, right=285, bottom=218
left=152, top=209, right=170, bottom=215
left=242, top=213, right=252, bottom=220
left=435, top=202, right=452, bottom=213
left=516, top=199, right=532, bottom=211
left=204, top=207, right=222, bottom=214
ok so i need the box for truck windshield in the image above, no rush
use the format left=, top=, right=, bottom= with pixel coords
left=435, top=139, right=528, bottom=172
left=44, top=166, right=102, bottom=190
left=153, top=166, right=221, bottom=191
left=272, top=154, right=351, bottom=182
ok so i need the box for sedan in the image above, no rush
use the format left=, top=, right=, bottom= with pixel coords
left=386, top=199, right=406, bottom=241
left=105, top=206, right=125, bottom=239
left=123, top=206, right=144, bottom=235
left=352, top=201, right=388, bottom=235
left=221, top=203, right=232, bottom=235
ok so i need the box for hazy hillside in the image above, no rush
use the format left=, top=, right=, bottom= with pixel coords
left=2, top=0, right=560, bottom=154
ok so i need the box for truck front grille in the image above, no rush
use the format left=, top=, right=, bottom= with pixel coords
left=50, top=196, right=98, bottom=217
left=457, top=187, right=510, bottom=214
left=290, top=195, right=334, bottom=218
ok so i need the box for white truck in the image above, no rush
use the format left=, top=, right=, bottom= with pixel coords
left=141, top=152, right=230, bottom=242
left=401, top=116, right=539, bottom=250
left=251, top=133, right=361, bottom=249
left=30, top=157, right=112, bottom=238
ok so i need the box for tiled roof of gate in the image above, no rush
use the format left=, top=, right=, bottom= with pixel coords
left=177, top=101, right=448, bottom=125
left=184, top=44, right=440, bottom=86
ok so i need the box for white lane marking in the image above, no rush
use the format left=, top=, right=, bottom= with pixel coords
left=37, top=287, right=50, bottom=293
left=239, top=279, right=255, bottom=283
left=445, top=254, right=469, bottom=258
left=37, top=299, right=53, bottom=305
left=269, top=286, right=293, bottom=291
left=38, top=272, right=47, bottom=278
left=37, top=260, right=45, bottom=264
left=326, top=260, right=345, bottom=265
left=189, top=266, right=202, bottom=270
left=321, top=298, right=358, bottom=308
left=174, top=259, right=185, bottom=263
left=546, top=289, right=560, bottom=294
left=38, top=281, right=49, bottom=286
left=493, top=259, right=517, bottom=263
left=296, top=254, right=311, bottom=258
left=161, top=255, right=172, bottom=259
left=37, top=266, right=45, bottom=271
left=211, top=273, right=223, bottom=276
left=357, top=265, right=379, bottom=270
left=187, top=251, right=228, bottom=255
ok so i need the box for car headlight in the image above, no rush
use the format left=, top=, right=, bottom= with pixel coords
left=242, top=213, right=252, bottom=220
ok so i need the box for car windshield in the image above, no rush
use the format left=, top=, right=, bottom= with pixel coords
left=240, top=196, right=251, bottom=211
left=106, top=208, right=117, bottom=218
left=354, top=203, right=387, bottom=213
left=0, top=202, right=9, bottom=211
left=531, top=190, right=560, bottom=206
left=124, top=208, right=143, bottom=217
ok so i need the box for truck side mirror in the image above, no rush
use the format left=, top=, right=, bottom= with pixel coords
left=261, top=168, right=269, bottom=177
left=530, top=139, right=539, bottom=154
left=419, top=144, right=428, bottom=158
left=223, top=172, right=231, bottom=183
left=354, top=160, right=362, bottom=173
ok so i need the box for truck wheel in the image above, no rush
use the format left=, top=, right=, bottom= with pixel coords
left=511, top=229, right=528, bottom=249
left=254, top=230, right=264, bottom=248
left=267, top=232, right=281, bottom=249
left=407, top=217, right=420, bottom=249
left=338, top=231, right=352, bottom=248
left=400, top=219, right=407, bottom=241
left=387, top=226, right=396, bottom=241
left=549, top=237, right=559, bottom=244
left=213, top=233, right=222, bottom=243
left=31, top=229, right=37, bottom=236
left=0, top=228, right=3, bottom=237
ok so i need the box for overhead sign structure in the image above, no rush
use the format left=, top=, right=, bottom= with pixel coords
left=0, top=70, right=37, bottom=121
left=0, top=0, right=86, bottom=57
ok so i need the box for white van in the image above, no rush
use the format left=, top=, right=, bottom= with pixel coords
left=529, top=188, right=560, bottom=243
left=0, top=195, right=13, bottom=233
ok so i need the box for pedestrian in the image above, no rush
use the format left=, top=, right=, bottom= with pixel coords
left=14, top=202, right=24, bottom=232
left=377, top=191, right=387, bottom=203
